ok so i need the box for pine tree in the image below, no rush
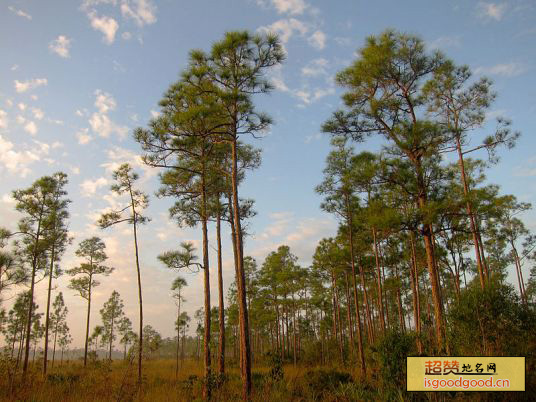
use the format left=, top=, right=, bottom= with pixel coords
left=67, top=237, right=114, bottom=366
left=98, top=163, right=149, bottom=384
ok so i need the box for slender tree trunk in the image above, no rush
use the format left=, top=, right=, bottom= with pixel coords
left=22, top=205, right=44, bottom=378
left=394, top=264, right=406, bottom=332
left=109, top=312, right=114, bottom=360
left=200, top=166, right=211, bottom=400
left=227, top=193, right=244, bottom=372
left=417, top=191, right=445, bottom=350
left=455, top=135, right=486, bottom=289
left=43, top=241, right=56, bottom=375
left=372, top=228, right=386, bottom=332
left=408, top=234, right=423, bottom=353
left=511, top=242, right=527, bottom=305
left=84, top=273, right=93, bottom=367
left=291, top=296, right=297, bottom=366
left=343, top=272, right=355, bottom=355
left=216, top=211, right=225, bottom=375
left=179, top=304, right=181, bottom=381
left=331, top=272, right=344, bottom=363
left=358, top=258, right=374, bottom=343
left=230, top=137, right=252, bottom=399
left=52, top=323, right=58, bottom=368
left=129, top=187, right=144, bottom=385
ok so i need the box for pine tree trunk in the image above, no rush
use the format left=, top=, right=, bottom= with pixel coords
left=216, top=211, right=225, bottom=375
left=43, top=241, right=56, bottom=375
left=200, top=163, right=211, bottom=400
left=179, top=306, right=181, bottom=381
left=52, top=323, right=58, bottom=368
left=409, top=232, right=422, bottom=353
left=84, top=272, right=93, bottom=367
left=129, top=186, right=144, bottom=385
left=343, top=272, right=355, bottom=356
left=372, top=228, right=386, bottom=332
left=455, top=135, right=486, bottom=289
left=22, top=204, right=44, bottom=378
left=230, top=137, right=252, bottom=400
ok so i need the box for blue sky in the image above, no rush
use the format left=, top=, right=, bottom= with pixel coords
left=1, top=0, right=535, bottom=347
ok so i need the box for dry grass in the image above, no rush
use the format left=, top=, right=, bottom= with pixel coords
left=0, top=358, right=375, bottom=402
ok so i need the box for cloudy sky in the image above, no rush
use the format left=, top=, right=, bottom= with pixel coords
left=1, top=0, right=535, bottom=347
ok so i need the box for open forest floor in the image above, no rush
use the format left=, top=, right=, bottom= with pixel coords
left=0, top=358, right=533, bottom=402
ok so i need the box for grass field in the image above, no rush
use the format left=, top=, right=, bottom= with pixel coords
left=1, top=357, right=533, bottom=401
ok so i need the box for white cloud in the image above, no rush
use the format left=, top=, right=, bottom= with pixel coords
left=82, top=0, right=156, bottom=44
left=120, top=0, right=157, bottom=26
left=304, top=132, right=321, bottom=143
left=334, top=37, right=351, bottom=46
left=270, top=64, right=289, bottom=92
left=24, top=121, right=38, bottom=136
left=89, top=113, right=127, bottom=138
left=474, top=62, right=528, bottom=77
left=8, top=6, right=32, bottom=20
left=0, top=110, right=7, bottom=129
left=150, top=109, right=160, bottom=118
left=271, top=0, right=307, bottom=15
left=477, top=2, right=507, bottom=21
left=0, top=135, right=48, bottom=177
left=308, top=30, right=326, bottom=50
left=88, top=11, right=119, bottom=44
left=31, top=108, right=44, bottom=120
left=76, top=128, right=93, bottom=145
left=80, top=177, right=109, bottom=196
left=14, top=78, right=48, bottom=93
left=5, top=99, right=13, bottom=108
left=18, top=103, right=26, bottom=111
left=89, top=90, right=128, bottom=139
left=301, top=58, right=328, bottom=76
left=427, top=35, right=461, bottom=50
left=49, top=35, right=71, bottom=58
left=258, top=18, right=308, bottom=43
left=10, top=65, right=19, bottom=71
left=94, top=90, right=117, bottom=113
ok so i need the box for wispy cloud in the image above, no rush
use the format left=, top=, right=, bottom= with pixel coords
left=0, top=135, right=50, bottom=177
left=121, top=0, right=157, bottom=26
left=427, top=35, right=461, bottom=50
left=8, top=6, right=32, bottom=20
left=14, top=78, right=48, bottom=93
left=49, top=35, right=72, bottom=58
left=89, top=90, right=128, bottom=139
left=477, top=2, right=507, bottom=21
left=258, top=18, right=308, bottom=44
left=88, top=11, right=119, bottom=44
left=308, top=30, right=326, bottom=50
left=301, top=58, right=328, bottom=76
left=80, top=177, right=109, bottom=196
left=474, top=62, right=528, bottom=77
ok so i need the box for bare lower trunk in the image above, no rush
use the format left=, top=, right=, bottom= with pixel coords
left=456, top=135, right=486, bottom=289
left=217, top=212, right=225, bottom=375
left=200, top=168, right=211, bottom=400
left=230, top=138, right=251, bottom=399
left=409, top=232, right=422, bottom=351
left=43, top=242, right=56, bottom=375
left=372, top=228, right=386, bottom=332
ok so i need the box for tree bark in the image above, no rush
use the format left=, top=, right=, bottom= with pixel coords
left=216, top=211, right=225, bottom=375
left=230, top=137, right=252, bottom=399
left=22, top=203, right=45, bottom=378
left=43, top=240, right=56, bottom=375
left=84, top=272, right=92, bottom=367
